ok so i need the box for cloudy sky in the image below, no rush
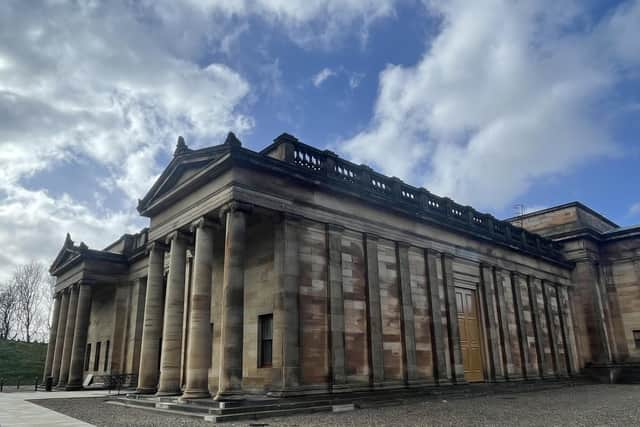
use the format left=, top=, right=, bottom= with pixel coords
left=1, top=0, right=639, bottom=281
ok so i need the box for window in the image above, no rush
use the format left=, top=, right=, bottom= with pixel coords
left=84, top=344, right=91, bottom=371
left=634, top=330, right=640, bottom=349
left=104, top=340, right=110, bottom=372
left=94, top=341, right=101, bottom=371
left=258, top=314, right=273, bottom=367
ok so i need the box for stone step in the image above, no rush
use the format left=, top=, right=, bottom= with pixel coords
left=204, top=404, right=337, bottom=423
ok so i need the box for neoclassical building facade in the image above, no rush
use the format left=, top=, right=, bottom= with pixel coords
left=44, top=132, right=640, bottom=396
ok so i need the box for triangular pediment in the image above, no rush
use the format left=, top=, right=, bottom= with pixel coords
left=49, top=234, right=82, bottom=273
left=137, top=145, right=229, bottom=214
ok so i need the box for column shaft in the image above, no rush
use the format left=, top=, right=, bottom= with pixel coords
left=397, top=243, right=417, bottom=383
left=275, top=215, right=300, bottom=389
left=217, top=205, right=249, bottom=398
left=51, top=290, right=69, bottom=383
left=158, top=231, right=188, bottom=395
left=528, top=277, right=546, bottom=378
left=67, top=283, right=92, bottom=389
left=327, top=224, right=346, bottom=386
left=495, top=269, right=514, bottom=379
left=137, top=242, right=166, bottom=393
left=57, top=284, right=79, bottom=388
left=183, top=218, right=215, bottom=398
left=511, top=273, right=532, bottom=378
left=426, top=250, right=448, bottom=384
left=542, top=282, right=561, bottom=376
left=557, top=286, right=578, bottom=375
left=443, top=254, right=465, bottom=383
left=480, top=264, right=505, bottom=381
left=365, top=234, right=384, bottom=385
left=43, top=295, right=61, bottom=381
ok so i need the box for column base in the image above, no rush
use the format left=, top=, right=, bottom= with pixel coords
left=136, top=387, right=157, bottom=395
left=65, top=384, right=83, bottom=391
left=156, top=391, right=182, bottom=397
left=180, top=390, right=211, bottom=400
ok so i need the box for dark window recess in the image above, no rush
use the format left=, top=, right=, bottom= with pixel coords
left=634, top=330, right=640, bottom=349
left=94, top=341, right=101, bottom=371
left=259, top=314, right=273, bottom=368
left=104, top=340, right=110, bottom=372
left=84, top=343, right=91, bottom=371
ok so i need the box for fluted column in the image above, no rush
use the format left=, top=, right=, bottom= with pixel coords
left=51, top=289, right=70, bottom=384
left=480, top=264, right=505, bottom=381
left=43, top=294, right=62, bottom=382
left=157, top=231, right=189, bottom=395
left=57, top=284, right=79, bottom=388
left=216, top=202, right=250, bottom=399
left=365, top=233, right=385, bottom=386
left=182, top=217, right=216, bottom=399
left=443, top=253, right=465, bottom=383
left=137, top=242, right=166, bottom=394
left=67, top=283, right=93, bottom=390
left=427, top=249, right=448, bottom=384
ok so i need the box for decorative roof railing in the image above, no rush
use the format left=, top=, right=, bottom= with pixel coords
left=268, top=135, right=565, bottom=261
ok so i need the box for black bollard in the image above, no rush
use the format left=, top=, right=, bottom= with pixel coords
left=17, top=377, right=20, bottom=390
left=0, top=378, right=4, bottom=392
left=35, top=377, right=38, bottom=391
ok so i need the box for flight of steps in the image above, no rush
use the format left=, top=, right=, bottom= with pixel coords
left=107, top=377, right=594, bottom=423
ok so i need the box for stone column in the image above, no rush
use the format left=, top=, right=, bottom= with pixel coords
left=182, top=217, right=216, bottom=399
left=137, top=242, right=166, bottom=394
left=542, top=282, right=561, bottom=376
left=43, top=294, right=61, bottom=382
left=274, top=214, right=300, bottom=390
left=365, top=233, right=384, bottom=386
left=442, top=254, right=465, bottom=383
left=511, top=272, right=532, bottom=378
left=157, top=231, right=189, bottom=395
left=397, top=243, right=418, bottom=384
left=495, top=269, right=514, bottom=379
left=126, top=277, right=147, bottom=376
left=528, top=276, right=546, bottom=378
left=480, top=264, right=505, bottom=381
left=216, top=203, right=250, bottom=399
left=57, top=284, right=79, bottom=388
left=327, top=224, right=346, bottom=386
left=51, top=289, right=70, bottom=384
left=67, top=282, right=92, bottom=390
left=557, top=286, right=578, bottom=375
left=427, top=249, right=448, bottom=384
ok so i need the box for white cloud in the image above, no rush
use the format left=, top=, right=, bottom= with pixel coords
left=630, top=202, right=640, bottom=217
left=349, top=73, right=365, bottom=89
left=0, top=0, right=402, bottom=281
left=342, top=0, right=640, bottom=210
left=313, top=68, right=337, bottom=87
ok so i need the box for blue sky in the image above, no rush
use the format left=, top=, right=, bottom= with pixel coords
left=0, top=0, right=638, bottom=280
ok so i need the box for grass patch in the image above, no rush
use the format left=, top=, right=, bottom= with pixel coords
left=0, top=339, right=47, bottom=385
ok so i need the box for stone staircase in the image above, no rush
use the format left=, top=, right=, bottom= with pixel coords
left=107, top=378, right=594, bottom=423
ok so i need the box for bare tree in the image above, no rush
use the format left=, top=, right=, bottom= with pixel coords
left=13, top=261, right=48, bottom=343
left=0, top=282, right=18, bottom=340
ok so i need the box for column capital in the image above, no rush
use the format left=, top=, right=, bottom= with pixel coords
left=397, top=241, right=410, bottom=250
left=364, top=232, right=379, bottom=242
left=441, top=252, right=454, bottom=260
left=479, top=261, right=495, bottom=269
left=326, top=223, right=344, bottom=233
left=165, top=229, right=191, bottom=245
left=220, top=201, right=253, bottom=219
left=426, top=248, right=441, bottom=256
left=275, top=211, right=303, bottom=224
left=189, top=216, right=219, bottom=233
left=146, top=240, right=168, bottom=254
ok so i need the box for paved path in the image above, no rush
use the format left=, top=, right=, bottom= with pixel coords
left=0, top=390, right=108, bottom=426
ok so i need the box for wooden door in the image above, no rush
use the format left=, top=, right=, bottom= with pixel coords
left=456, top=287, right=485, bottom=382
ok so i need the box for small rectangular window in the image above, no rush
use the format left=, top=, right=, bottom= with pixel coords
left=104, top=340, right=110, bottom=372
left=85, top=343, right=91, bottom=371
left=634, top=330, right=640, bottom=349
left=94, top=341, right=101, bottom=371
left=259, top=314, right=273, bottom=368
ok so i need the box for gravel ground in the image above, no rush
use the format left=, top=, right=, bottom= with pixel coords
left=30, top=384, right=640, bottom=427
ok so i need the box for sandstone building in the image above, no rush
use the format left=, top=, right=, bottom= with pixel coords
left=44, top=132, right=640, bottom=396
